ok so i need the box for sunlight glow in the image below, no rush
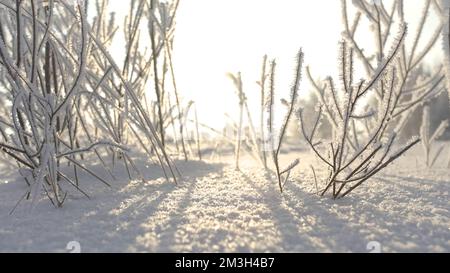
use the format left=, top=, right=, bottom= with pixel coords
left=104, top=0, right=442, bottom=130
left=172, top=0, right=341, bottom=128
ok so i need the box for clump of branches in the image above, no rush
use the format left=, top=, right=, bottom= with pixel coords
left=84, top=0, right=182, bottom=182
left=226, top=51, right=302, bottom=192
left=227, top=72, right=264, bottom=170
left=226, top=55, right=282, bottom=171
left=420, top=104, right=448, bottom=167
left=301, top=31, right=420, bottom=199
left=86, top=0, right=187, bottom=181
left=0, top=0, right=127, bottom=208
left=0, top=0, right=185, bottom=210
left=301, top=0, right=445, bottom=198
left=340, top=0, right=445, bottom=133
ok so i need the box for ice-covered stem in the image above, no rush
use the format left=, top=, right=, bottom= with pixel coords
left=227, top=70, right=264, bottom=168
left=267, top=60, right=276, bottom=152
left=249, top=51, right=304, bottom=192
left=420, top=105, right=449, bottom=167
left=149, top=0, right=165, bottom=147
left=276, top=49, right=303, bottom=158
left=194, top=104, right=202, bottom=161
left=235, top=73, right=244, bottom=170
left=259, top=55, right=268, bottom=169
left=15, top=0, right=22, bottom=68
left=339, top=138, right=421, bottom=198
left=154, top=0, right=186, bottom=159
left=272, top=49, right=304, bottom=193
left=441, top=0, right=450, bottom=108
left=226, top=73, right=245, bottom=170
left=448, top=153, right=450, bottom=168
left=164, top=37, right=188, bottom=161
left=420, top=105, right=432, bottom=166
left=243, top=97, right=262, bottom=166
left=57, top=141, right=129, bottom=158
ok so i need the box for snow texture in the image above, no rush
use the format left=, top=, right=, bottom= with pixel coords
left=0, top=146, right=449, bottom=253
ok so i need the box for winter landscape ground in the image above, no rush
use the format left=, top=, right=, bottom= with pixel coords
left=1, top=144, right=448, bottom=253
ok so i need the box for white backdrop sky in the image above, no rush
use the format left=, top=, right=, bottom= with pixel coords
left=103, top=0, right=442, bottom=129
left=173, top=0, right=342, bottom=128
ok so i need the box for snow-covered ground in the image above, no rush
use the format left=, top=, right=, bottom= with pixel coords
left=0, top=145, right=449, bottom=253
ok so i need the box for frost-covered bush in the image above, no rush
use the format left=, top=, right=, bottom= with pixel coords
left=301, top=0, right=444, bottom=198
left=0, top=0, right=125, bottom=208
left=300, top=36, right=420, bottom=199
left=84, top=0, right=182, bottom=183
left=0, top=0, right=181, bottom=209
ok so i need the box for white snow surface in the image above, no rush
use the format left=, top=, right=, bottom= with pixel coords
left=0, top=147, right=449, bottom=253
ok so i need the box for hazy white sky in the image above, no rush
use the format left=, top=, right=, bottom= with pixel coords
left=103, top=0, right=442, bottom=129
left=173, top=0, right=342, bottom=127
